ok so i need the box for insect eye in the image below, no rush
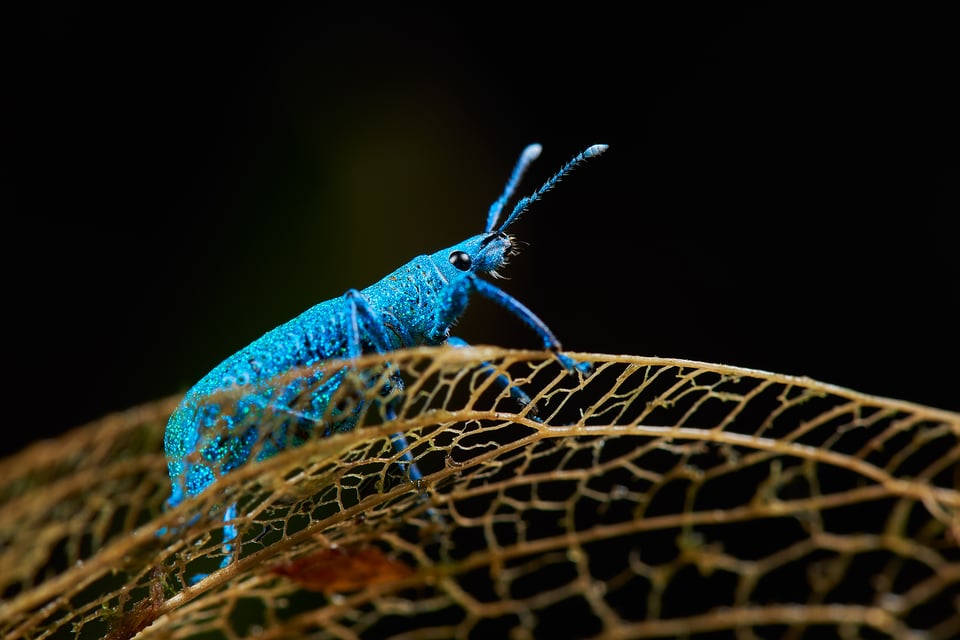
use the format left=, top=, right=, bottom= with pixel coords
left=449, top=250, right=472, bottom=271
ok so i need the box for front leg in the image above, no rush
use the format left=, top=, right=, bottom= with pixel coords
left=428, top=274, right=590, bottom=374
left=447, top=336, right=539, bottom=418
left=426, top=276, right=472, bottom=345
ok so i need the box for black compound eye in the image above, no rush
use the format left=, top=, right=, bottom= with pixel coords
left=449, top=250, right=472, bottom=271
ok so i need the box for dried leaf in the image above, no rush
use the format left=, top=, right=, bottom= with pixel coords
left=1, top=346, right=957, bottom=639
left=271, top=544, right=415, bottom=594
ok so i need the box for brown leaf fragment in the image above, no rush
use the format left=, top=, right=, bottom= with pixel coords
left=271, top=545, right=414, bottom=594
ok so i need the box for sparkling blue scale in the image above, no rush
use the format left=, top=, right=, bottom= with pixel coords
left=162, top=143, right=608, bottom=579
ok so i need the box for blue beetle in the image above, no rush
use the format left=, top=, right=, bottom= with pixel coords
left=162, top=143, right=607, bottom=576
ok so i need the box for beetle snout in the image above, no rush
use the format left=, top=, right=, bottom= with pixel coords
left=480, top=230, right=509, bottom=248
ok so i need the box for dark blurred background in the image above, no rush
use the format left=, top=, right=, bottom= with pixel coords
left=2, top=5, right=957, bottom=457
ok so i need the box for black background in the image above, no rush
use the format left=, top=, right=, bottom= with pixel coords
left=3, top=5, right=957, bottom=457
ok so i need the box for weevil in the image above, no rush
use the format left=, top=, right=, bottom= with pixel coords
left=162, top=142, right=607, bottom=577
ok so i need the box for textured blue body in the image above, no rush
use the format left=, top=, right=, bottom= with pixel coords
left=162, top=143, right=607, bottom=574
left=163, top=242, right=506, bottom=507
